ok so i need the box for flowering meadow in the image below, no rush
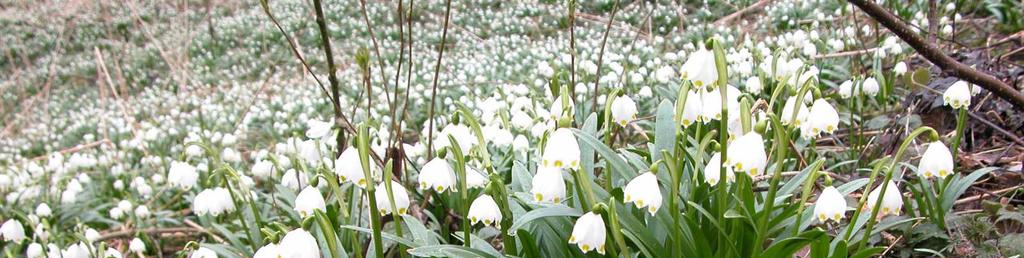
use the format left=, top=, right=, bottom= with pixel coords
left=2, top=0, right=1024, bottom=257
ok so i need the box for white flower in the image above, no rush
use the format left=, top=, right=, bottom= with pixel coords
left=335, top=147, right=379, bottom=188
left=610, top=95, right=638, bottom=127
left=864, top=181, right=903, bottom=218
left=85, top=228, right=100, bottom=242
left=110, top=207, right=125, bottom=220
left=679, top=90, right=702, bottom=126
left=130, top=238, right=146, bottom=253
left=549, top=97, right=575, bottom=122
left=726, top=132, right=768, bottom=177
left=680, top=48, right=719, bottom=88
left=436, top=123, right=478, bottom=152
left=281, top=169, right=307, bottom=190
left=623, top=172, right=663, bottom=215
left=862, top=77, right=880, bottom=96
left=704, top=152, right=735, bottom=186
left=699, top=90, right=722, bottom=122
left=294, top=186, right=326, bottom=218
left=418, top=158, right=457, bottom=193
left=252, top=160, right=275, bottom=179
left=190, top=247, right=218, bottom=258
left=104, top=248, right=123, bottom=258
left=1, top=219, right=25, bottom=242
left=531, top=166, right=566, bottom=203
left=838, top=80, right=854, bottom=99
left=807, top=99, right=840, bottom=136
left=654, top=66, right=676, bottom=83
left=568, top=212, right=606, bottom=255
left=918, top=141, right=954, bottom=179
left=193, top=187, right=236, bottom=216
left=279, top=229, right=320, bottom=258
left=168, top=161, right=199, bottom=189
left=745, top=77, right=762, bottom=93
left=253, top=243, right=281, bottom=258
left=638, top=86, right=653, bottom=98
left=813, top=186, right=847, bottom=223
left=375, top=180, right=410, bottom=216
left=27, top=243, right=44, bottom=258
left=305, top=119, right=332, bottom=139
left=943, top=80, right=971, bottom=109
left=781, top=96, right=809, bottom=126
left=133, top=205, right=151, bottom=218
left=541, top=128, right=581, bottom=169
left=466, top=166, right=488, bottom=189
left=468, top=194, right=502, bottom=228
left=35, top=203, right=51, bottom=217
left=221, top=148, right=242, bottom=163
left=894, top=62, right=908, bottom=75
left=62, top=242, right=90, bottom=258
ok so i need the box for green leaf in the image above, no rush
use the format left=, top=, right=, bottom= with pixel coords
left=651, top=100, right=676, bottom=173
left=402, top=214, right=436, bottom=246
left=850, top=247, right=885, bottom=258
left=339, top=225, right=419, bottom=248
left=942, top=167, right=996, bottom=211
left=407, top=244, right=499, bottom=258
left=508, top=205, right=582, bottom=234
left=763, top=230, right=827, bottom=258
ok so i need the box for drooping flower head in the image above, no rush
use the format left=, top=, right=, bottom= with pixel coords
left=813, top=186, right=847, bottom=223
left=610, top=95, right=638, bottom=127
left=541, top=128, right=581, bottom=170
left=569, top=212, right=607, bottom=255
left=418, top=158, right=457, bottom=193
left=530, top=166, right=566, bottom=203
left=623, top=172, right=663, bottom=215
left=726, top=132, right=768, bottom=177
left=918, top=141, right=954, bottom=179
left=468, top=194, right=502, bottom=228
left=943, top=80, right=971, bottom=109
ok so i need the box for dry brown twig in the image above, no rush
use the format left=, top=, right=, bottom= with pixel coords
left=848, top=0, right=1024, bottom=109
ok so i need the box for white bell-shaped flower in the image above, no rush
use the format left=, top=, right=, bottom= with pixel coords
left=864, top=181, right=903, bottom=218
left=726, top=132, right=768, bottom=177
left=293, top=186, right=326, bottom=218
left=129, top=238, right=146, bottom=253
left=466, top=166, right=489, bottom=189
left=436, top=123, right=478, bottom=152
left=679, top=90, right=703, bottom=126
left=418, top=158, right=457, bottom=193
left=251, top=160, right=275, bottom=179
left=623, top=172, right=663, bottom=215
left=838, top=80, right=854, bottom=99
left=862, top=77, right=880, bottom=96
left=530, top=166, right=566, bottom=203
left=894, top=62, right=908, bottom=75
left=807, top=99, right=840, bottom=136
left=745, top=77, right=763, bottom=93
left=27, top=243, right=43, bottom=258
left=193, top=187, right=235, bottom=216
left=813, top=186, right=847, bottom=223
left=699, top=90, right=722, bottom=123
left=704, top=152, right=735, bottom=186
left=375, top=180, right=410, bottom=216
left=279, top=229, right=320, bottom=258
left=253, top=243, right=281, bottom=258
left=549, top=97, right=575, bottom=122
left=541, top=128, right=581, bottom=169
left=610, top=95, right=638, bottom=127
left=35, top=203, right=51, bottom=217
left=305, top=119, right=333, bottom=139
left=1, top=219, right=25, bottom=242
left=335, top=147, right=379, bottom=188
left=781, top=96, right=809, bottom=126
left=468, top=194, right=502, bottom=228
left=680, top=48, right=719, bottom=88
left=943, top=80, right=971, bottom=109
left=189, top=247, right=218, bottom=258
left=568, top=212, right=607, bottom=255
left=281, top=169, right=307, bottom=190
left=168, top=161, right=199, bottom=189
left=918, top=141, right=954, bottom=179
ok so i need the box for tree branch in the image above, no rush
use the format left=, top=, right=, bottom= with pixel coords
left=847, top=0, right=1024, bottom=109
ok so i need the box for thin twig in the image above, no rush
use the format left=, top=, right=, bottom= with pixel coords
left=425, top=0, right=453, bottom=160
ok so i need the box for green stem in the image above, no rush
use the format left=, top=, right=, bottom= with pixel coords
left=856, top=127, right=938, bottom=251
left=381, top=161, right=407, bottom=258
left=710, top=38, right=731, bottom=258
left=753, top=115, right=789, bottom=258
left=356, top=125, right=385, bottom=257
left=446, top=135, right=472, bottom=247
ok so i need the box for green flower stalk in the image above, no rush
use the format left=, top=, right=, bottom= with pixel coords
left=356, top=124, right=385, bottom=257
left=446, top=135, right=473, bottom=247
